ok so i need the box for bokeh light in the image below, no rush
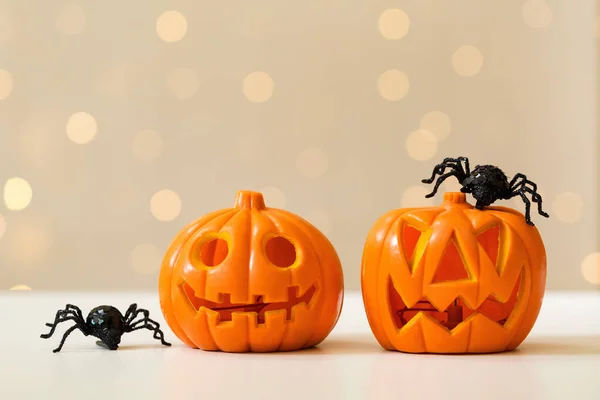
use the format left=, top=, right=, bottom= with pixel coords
left=378, top=69, right=409, bottom=101
left=156, top=10, right=187, bottom=42
left=66, top=112, right=97, bottom=144
left=151, top=190, right=182, bottom=221
left=378, top=9, right=410, bottom=40
left=452, top=45, right=484, bottom=77
left=3, top=177, right=32, bottom=211
left=243, top=71, right=274, bottom=103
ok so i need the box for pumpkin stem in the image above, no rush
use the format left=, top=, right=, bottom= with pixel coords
left=234, top=190, right=266, bottom=210
left=443, top=192, right=467, bottom=204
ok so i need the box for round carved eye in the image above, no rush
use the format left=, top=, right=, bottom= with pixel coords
left=199, top=237, right=229, bottom=267
left=265, top=236, right=296, bottom=268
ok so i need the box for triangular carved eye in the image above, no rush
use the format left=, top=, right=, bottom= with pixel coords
left=432, top=238, right=469, bottom=283
left=402, top=224, right=421, bottom=264
left=477, top=226, right=500, bottom=270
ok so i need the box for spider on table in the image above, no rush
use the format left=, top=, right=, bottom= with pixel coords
left=421, top=156, right=550, bottom=226
left=40, top=303, right=171, bottom=352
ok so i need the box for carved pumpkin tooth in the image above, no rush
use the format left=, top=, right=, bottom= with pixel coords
left=362, top=190, right=547, bottom=354
left=159, top=190, right=344, bottom=352
left=289, top=301, right=309, bottom=322
left=262, top=310, right=286, bottom=327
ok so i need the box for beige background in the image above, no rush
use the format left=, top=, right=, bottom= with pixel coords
left=0, top=0, right=599, bottom=291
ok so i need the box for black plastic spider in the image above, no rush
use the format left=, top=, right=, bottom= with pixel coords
left=40, top=303, right=171, bottom=352
left=421, top=156, right=550, bottom=226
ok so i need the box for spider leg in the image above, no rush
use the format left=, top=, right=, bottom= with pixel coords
left=126, top=319, right=171, bottom=346
left=64, top=304, right=85, bottom=322
left=123, top=303, right=139, bottom=324
left=510, top=191, right=534, bottom=226
left=424, top=171, right=462, bottom=198
left=509, top=174, right=549, bottom=220
left=422, top=160, right=466, bottom=184
left=41, top=316, right=82, bottom=339
left=442, top=157, right=470, bottom=176
left=421, top=164, right=445, bottom=184
left=41, top=310, right=85, bottom=338
left=124, top=307, right=171, bottom=345
left=521, top=186, right=550, bottom=218
left=459, top=157, right=470, bottom=176
left=125, top=308, right=150, bottom=328
left=52, top=325, right=81, bottom=353
left=508, top=173, right=535, bottom=192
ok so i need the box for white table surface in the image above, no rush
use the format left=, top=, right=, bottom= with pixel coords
left=1, top=290, right=599, bottom=400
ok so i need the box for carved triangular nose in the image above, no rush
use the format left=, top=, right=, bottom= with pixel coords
left=432, top=239, right=470, bottom=283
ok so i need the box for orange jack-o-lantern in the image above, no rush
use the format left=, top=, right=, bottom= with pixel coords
left=158, top=190, right=344, bottom=352
left=361, top=192, right=547, bottom=354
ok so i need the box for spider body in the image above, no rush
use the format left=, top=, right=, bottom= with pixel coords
left=460, top=164, right=511, bottom=208
left=86, top=306, right=126, bottom=350
left=422, top=157, right=549, bottom=225
left=41, top=303, right=171, bottom=352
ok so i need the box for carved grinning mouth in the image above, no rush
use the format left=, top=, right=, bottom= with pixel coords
left=388, top=271, right=523, bottom=331
left=182, top=283, right=316, bottom=325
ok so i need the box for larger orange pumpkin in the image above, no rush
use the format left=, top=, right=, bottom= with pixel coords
left=159, top=190, right=344, bottom=352
left=361, top=192, right=546, bottom=354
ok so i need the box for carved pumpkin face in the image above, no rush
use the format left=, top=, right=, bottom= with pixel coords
left=361, top=192, right=546, bottom=353
left=159, top=191, right=344, bottom=352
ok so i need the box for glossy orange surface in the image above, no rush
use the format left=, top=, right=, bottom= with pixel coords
left=159, top=190, right=344, bottom=352
left=361, top=192, right=547, bottom=353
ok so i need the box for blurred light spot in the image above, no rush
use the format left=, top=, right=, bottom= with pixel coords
left=402, top=186, right=434, bottom=207
left=168, top=67, right=198, bottom=100
left=378, top=9, right=410, bottom=40
left=0, top=69, right=13, bottom=100
left=56, top=4, right=86, bottom=35
left=8, top=220, right=51, bottom=266
left=296, top=148, right=329, bottom=178
left=156, top=10, right=187, bottom=42
left=581, top=253, right=600, bottom=285
left=452, top=45, right=484, bottom=77
left=552, top=192, right=583, bottom=223
left=133, top=129, right=162, bottom=160
left=66, top=112, right=97, bottom=144
left=243, top=71, right=274, bottom=103
left=522, top=0, right=553, bottom=29
left=131, top=244, right=161, bottom=275
left=406, top=130, right=438, bottom=161
left=10, top=284, right=32, bottom=291
left=378, top=69, right=409, bottom=101
left=304, top=208, right=332, bottom=236
left=420, top=111, right=451, bottom=141
left=260, top=186, right=286, bottom=209
left=151, top=189, right=181, bottom=221
left=4, top=177, right=32, bottom=210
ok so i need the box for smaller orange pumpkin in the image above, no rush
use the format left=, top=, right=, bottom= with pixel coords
left=158, top=190, right=344, bottom=352
left=361, top=192, right=547, bottom=354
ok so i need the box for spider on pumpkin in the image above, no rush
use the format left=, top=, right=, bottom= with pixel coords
left=40, top=303, right=171, bottom=352
left=421, top=156, right=550, bottom=226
